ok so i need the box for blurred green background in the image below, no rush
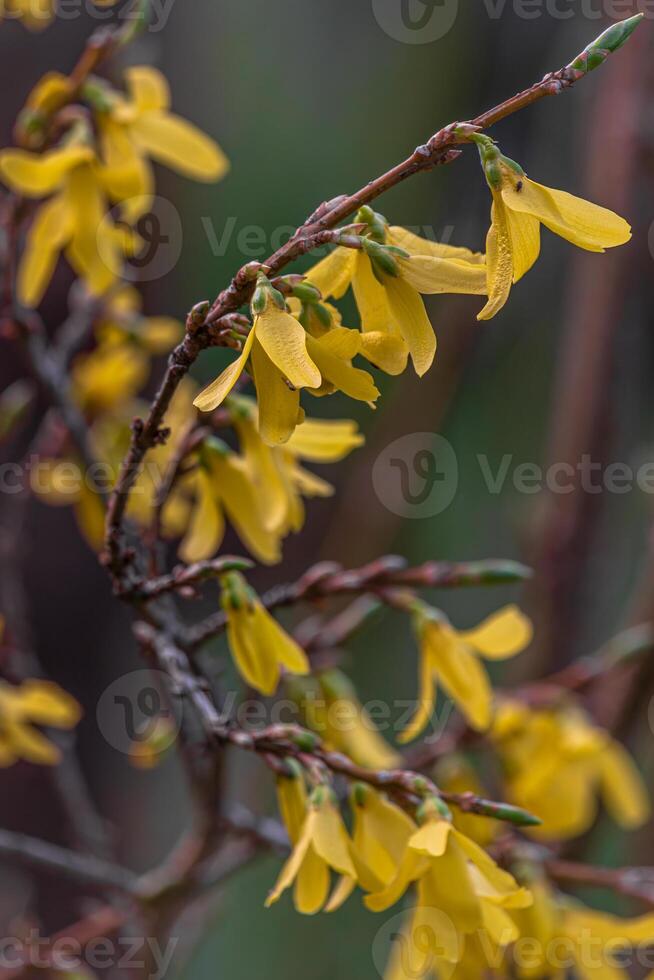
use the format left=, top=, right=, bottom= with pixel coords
left=1, top=1, right=654, bottom=976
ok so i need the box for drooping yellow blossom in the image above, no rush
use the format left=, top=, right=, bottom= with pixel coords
left=0, top=0, right=55, bottom=30
left=399, top=603, right=533, bottom=743
left=473, top=137, right=631, bottom=320
left=97, top=66, right=229, bottom=220
left=0, top=138, right=130, bottom=306
left=306, top=208, right=487, bottom=376
left=510, top=873, right=654, bottom=980
left=221, top=571, right=308, bottom=695
left=30, top=456, right=106, bottom=550
left=492, top=700, right=650, bottom=839
left=348, top=785, right=417, bottom=893
left=366, top=799, right=531, bottom=963
left=267, top=783, right=357, bottom=914
left=291, top=670, right=400, bottom=771
left=96, top=285, right=182, bottom=354
left=0, top=637, right=81, bottom=767
left=229, top=396, right=363, bottom=541
left=71, top=341, right=149, bottom=416
left=194, top=277, right=378, bottom=445
left=175, top=436, right=283, bottom=565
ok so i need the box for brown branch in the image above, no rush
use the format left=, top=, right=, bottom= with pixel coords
left=545, top=858, right=654, bottom=908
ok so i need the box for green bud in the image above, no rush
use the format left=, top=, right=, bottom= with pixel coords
left=362, top=238, right=400, bottom=278
left=292, top=282, right=322, bottom=305
left=201, top=435, right=229, bottom=463
left=313, top=302, right=333, bottom=328
left=219, top=570, right=249, bottom=612
left=568, top=14, right=643, bottom=74
left=319, top=669, right=355, bottom=701
left=355, top=205, right=388, bottom=243
left=292, top=730, right=321, bottom=753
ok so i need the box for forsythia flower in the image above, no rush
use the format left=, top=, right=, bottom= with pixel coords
left=492, top=700, right=650, bottom=839
left=97, top=66, right=229, bottom=220
left=267, top=781, right=357, bottom=914
left=434, top=756, right=498, bottom=846
left=221, top=571, right=308, bottom=695
left=510, top=873, right=654, bottom=980
left=366, top=798, right=530, bottom=964
left=0, top=0, right=55, bottom=30
left=71, top=342, right=149, bottom=416
left=0, top=138, right=129, bottom=306
left=0, top=629, right=81, bottom=767
left=194, top=276, right=379, bottom=444
left=230, top=398, right=363, bottom=540
left=400, top=603, right=533, bottom=743
left=307, top=207, right=487, bottom=376
left=30, top=456, right=106, bottom=550
left=290, top=670, right=400, bottom=771
left=473, top=136, right=631, bottom=320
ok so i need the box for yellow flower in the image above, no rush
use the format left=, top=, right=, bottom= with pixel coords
left=194, top=281, right=322, bottom=444
left=267, top=784, right=357, bottom=914
left=30, top=457, right=106, bottom=551
left=221, top=571, right=308, bottom=695
left=0, top=138, right=129, bottom=306
left=366, top=800, right=530, bottom=952
left=474, top=138, right=631, bottom=320
left=71, top=342, right=149, bottom=416
left=0, top=0, right=55, bottom=30
left=175, top=436, right=283, bottom=565
left=399, top=604, right=533, bottom=743
left=229, top=397, right=363, bottom=539
left=98, top=66, right=229, bottom=219
left=511, top=874, right=654, bottom=980
left=96, top=286, right=182, bottom=354
left=492, top=700, right=650, bottom=839
left=349, top=785, right=417, bottom=893
left=306, top=209, right=487, bottom=376
left=0, top=673, right=81, bottom=767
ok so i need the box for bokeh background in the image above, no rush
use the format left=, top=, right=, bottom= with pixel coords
left=1, top=1, right=654, bottom=977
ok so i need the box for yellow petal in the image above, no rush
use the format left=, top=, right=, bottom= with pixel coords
left=226, top=606, right=279, bottom=695
left=397, top=255, right=487, bottom=296
left=178, top=471, right=225, bottom=563
left=65, top=167, right=116, bottom=296
left=276, top=773, right=308, bottom=845
left=251, top=604, right=309, bottom=677
left=388, top=226, right=485, bottom=264
left=193, top=328, right=256, bottom=412
left=0, top=145, right=93, bottom=197
left=251, top=339, right=302, bottom=446
left=505, top=207, right=540, bottom=282
left=503, top=178, right=631, bottom=251
left=352, top=252, right=394, bottom=333
left=420, top=838, right=482, bottom=934
left=76, top=486, right=107, bottom=552
left=358, top=331, right=409, bottom=376
left=477, top=199, right=513, bottom=321
left=305, top=334, right=379, bottom=403
left=428, top=626, right=493, bottom=731
left=213, top=453, right=282, bottom=564
left=383, top=275, right=436, bottom=377
left=130, top=111, right=229, bottom=182
left=324, top=874, right=356, bottom=913
left=364, top=848, right=427, bottom=912
left=265, top=812, right=314, bottom=907
left=294, top=843, right=330, bottom=914
left=311, top=800, right=356, bottom=878
left=14, top=681, right=81, bottom=727
left=398, top=643, right=437, bottom=745
left=458, top=605, right=533, bottom=661
left=17, top=194, right=72, bottom=308
left=409, top=818, right=452, bottom=857
left=599, top=741, right=650, bottom=829
left=286, top=418, right=363, bottom=462
left=305, top=246, right=357, bottom=300
left=255, top=307, right=321, bottom=390
left=234, top=416, right=289, bottom=532
left=97, top=118, right=154, bottom=220
left=125, top=66, right=171, bottom=113
left=4, top=722, right=60, bottom=765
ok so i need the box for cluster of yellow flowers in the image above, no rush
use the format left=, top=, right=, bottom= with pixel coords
left=0, top=0, right=117, bottom=30
left=193, top=146, right=630, bottom=447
